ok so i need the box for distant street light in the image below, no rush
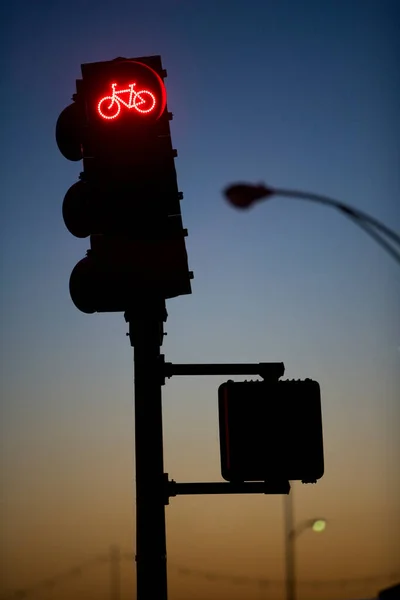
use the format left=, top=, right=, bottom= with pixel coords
left=284, top=487, right=327, bottom=600
left=223, top=182, right=400, bottom=266
left=312, top=519, right=326, bottom=533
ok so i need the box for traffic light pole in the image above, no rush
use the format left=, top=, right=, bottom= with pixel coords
left=125, top=311, right=289, bottom=599
left=126, top=300, right=168, bottom=600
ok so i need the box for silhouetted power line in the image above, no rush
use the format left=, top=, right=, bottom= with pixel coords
left=1, top=549, right=399, bottom=599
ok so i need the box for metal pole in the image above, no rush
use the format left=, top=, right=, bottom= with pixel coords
left=284, top=485, right=296, bottom=600
left=109, top=545, right=121, bottom=600
left=127, top=300, right=168, bottom=600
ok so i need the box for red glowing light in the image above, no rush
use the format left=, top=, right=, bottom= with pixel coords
left=98, top=83, right=157, bottom=120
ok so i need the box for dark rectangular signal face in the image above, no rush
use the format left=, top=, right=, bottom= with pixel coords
left=218, top=379, right=324, bottom=483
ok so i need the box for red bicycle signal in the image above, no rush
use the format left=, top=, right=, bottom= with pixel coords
left=98, top=82, right=157, bottom=120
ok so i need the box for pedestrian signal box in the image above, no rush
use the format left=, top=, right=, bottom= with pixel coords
left=218, top=379, right=324, bottom=483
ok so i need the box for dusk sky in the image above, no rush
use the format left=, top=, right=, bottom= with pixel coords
left=1, top=1, right=399, bottom=599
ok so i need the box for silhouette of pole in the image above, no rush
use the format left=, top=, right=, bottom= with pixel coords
left=109, top=545, right=121, bottom=600
left=284, top=486, right=327, bottom=600
left=126, top=299, right=168, bottom=600
left=284, top=485, right=296, bottom=600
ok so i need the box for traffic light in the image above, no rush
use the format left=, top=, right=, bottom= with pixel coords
left=56, top=56, right=192, bottom=313
left=218, top=379, right=324, bottom=483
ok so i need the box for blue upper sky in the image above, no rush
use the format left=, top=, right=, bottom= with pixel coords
left=1, top=1, right=399, bottom=598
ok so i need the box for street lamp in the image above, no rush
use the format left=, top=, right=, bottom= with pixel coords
left=223, top=182, right=400, bottom=266
left=312, top=519, right=326, bottom=533
left=284, top=486, right=326, bottom=600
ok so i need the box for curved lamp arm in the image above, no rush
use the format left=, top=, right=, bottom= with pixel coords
left=224, top=182, right=400, bottom=266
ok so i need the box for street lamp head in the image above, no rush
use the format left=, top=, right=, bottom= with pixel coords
left=312, top=519, right=326, bottom=533
left=289, top=517, right=327, bottom=540
left=223, top=182, right=273, bottom=209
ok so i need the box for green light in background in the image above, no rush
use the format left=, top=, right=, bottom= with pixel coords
left=312, top=519, right=326, bottom=533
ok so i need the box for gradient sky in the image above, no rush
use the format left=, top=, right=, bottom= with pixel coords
left=1, top=1, right=399, bottom=599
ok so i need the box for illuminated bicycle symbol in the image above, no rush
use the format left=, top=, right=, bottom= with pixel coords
left=97, top=83, right=156, bottom=120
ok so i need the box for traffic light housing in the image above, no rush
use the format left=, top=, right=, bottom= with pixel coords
left=218, top=379, right=324, bottom=483
left=56, top=56, right=192, bottom=313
